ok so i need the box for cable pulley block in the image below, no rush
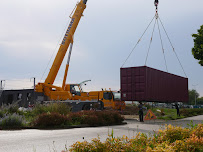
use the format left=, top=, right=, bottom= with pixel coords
left=154, top=0, right=159, bottom=10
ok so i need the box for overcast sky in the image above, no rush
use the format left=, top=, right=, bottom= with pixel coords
left=0, top=0, right=203, bottom=96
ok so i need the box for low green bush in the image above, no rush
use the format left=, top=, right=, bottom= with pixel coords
left=158, top=124, right=191, bottom=143
left=100, top=110, right=124, bottom=125
left=122, top=105, right=139, bottom=115
left=0, top=113, right=25, bottom=129
left=68, top=112, right=85, bottom=125
left=31, top=103, right=71, bottom=116
left=180, top=108, right=203, bottom=117
left=1, top=103, right=124, bottom=128
left=45, top=103, right=71, bottom=115
left=69, top=110, right=124, bottom=126
left=0, top=110, right=3, bottom=118
left=7, top=103, right=19, bottom=114
left=0, top=103, right=20, bottom=114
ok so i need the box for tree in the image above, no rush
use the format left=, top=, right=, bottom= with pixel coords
left=188, top=89, right=199, bottom=105
left=197, top=97, right=203, bottom=105
left=192, top=25, right=203, bottom=66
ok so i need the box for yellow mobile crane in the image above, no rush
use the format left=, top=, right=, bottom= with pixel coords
left=35, top=0, right=125, bottom=111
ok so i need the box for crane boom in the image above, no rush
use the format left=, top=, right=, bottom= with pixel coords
left=34, top=0, right=125, bottom=112
left=35, top=0, right=88, bottom=99
left=45, top=0, right=87, bottom=85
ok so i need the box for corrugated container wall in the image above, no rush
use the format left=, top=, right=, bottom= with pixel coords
left=120, top=66, right=188, bottom=103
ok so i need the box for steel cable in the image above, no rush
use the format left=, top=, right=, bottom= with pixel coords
left=145, top=17, right=157, bottom=66
left=121, top=15, right=156, bottom=67
left=158, top=17, right=187, bottom=77
left=157, top=17, right=168, bottom=72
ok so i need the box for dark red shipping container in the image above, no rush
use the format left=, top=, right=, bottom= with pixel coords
left=120, top=66, right=188, bottom=103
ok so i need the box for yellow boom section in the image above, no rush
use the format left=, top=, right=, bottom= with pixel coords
left=45, top=0, right=87, bottom=85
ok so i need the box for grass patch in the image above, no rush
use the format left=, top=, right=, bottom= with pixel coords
left=152, top=108, right=203, bottom=120
left=124, top=104, right=203, bottom=120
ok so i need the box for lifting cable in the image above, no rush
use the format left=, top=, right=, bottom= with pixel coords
left=122, top=0, right=187, bottom=78
left=144, top=10, right=168, bottom=72
left=145, top=16, right=157, bottom=66
left=158, top=17, right=187, bottom=77
left=121, top=15, right=156, bottom=67
left=156, top=15, right=168, bottom=72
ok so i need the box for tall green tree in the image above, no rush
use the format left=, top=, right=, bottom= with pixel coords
left=192, top=25, right=203, bottom=66
left=197, top=97, right=203, bottom=105
left=188, top=89, right=199, bottom=105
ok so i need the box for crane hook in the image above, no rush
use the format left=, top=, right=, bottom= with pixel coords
left=154, top=0, right=159, bottom=10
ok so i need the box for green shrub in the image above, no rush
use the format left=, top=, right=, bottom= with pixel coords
left=68, top=110, right=124, bottom=126
left=7, top=103, right=19, bottom=114
left=0, top=113, right=25, bottom=129
left=83, top=115, right=99, bottom=126
left=100, top=110, right=124, bottom=125
left=122, top=105, right=139, bottom=115
left=32, top=103, right=71, bottom=116
left=158, top=124, right=191, bottom=143
left=180, top=108, right=203, bottom=117
left=0, top=110, right=3, bottom=118
left=33, top=112, right=70, bottom=127
left=31, top=103, right=47, bottom=116
left=46, top=103, right=71, bottom=115
left=160, top=108, right=165, bottom=116
left=68, top=112, right=84, bottom=125
left=192, top=123, right=203, bottom=138
left=0, top=103, right=20, bottom=115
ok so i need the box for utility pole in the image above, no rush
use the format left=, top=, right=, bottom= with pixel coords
left=30, top=77, right=36, bottom=101
left=192, top=84, right=198, bottom=106
left=0, top=80, right=5, bottom=90
left=30, top=77, right=36, bottom=90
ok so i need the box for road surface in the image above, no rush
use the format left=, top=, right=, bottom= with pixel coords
left=0, top=115, right=202, bottom=152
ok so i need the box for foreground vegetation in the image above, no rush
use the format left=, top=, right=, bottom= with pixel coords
left=0, top=103, right=124, bottom=129
left=66, top=124, right=203, bottom=152
left=0, top=102, right=203, bottom=129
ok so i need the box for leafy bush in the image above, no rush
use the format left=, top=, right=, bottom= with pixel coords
left=31, top=104, right=47, bottom=116
left=68, top=112, right=84, bottom=125
left=0, top=110, right=3, bottom=118
left=68, top=124, right=203, bottom=152
left=99, top=110, right=124, bottom=125
left=180, top=108, right=203, bottom=117
left=122, top=104, right=139, bottom=115
left=45, top=103, right=71, bottom=115
left=83, top=115, right=99, bottom=126
left=32, top=103, right=71, bottom=116
left=0, top=103, right=20, bottom=114
left=33, top=112, right=71, bottom=127
left=191, top=123, right=203, bottom=138
left=7, top=103, right=19, bottom=114
left=0, top=113, right=25, bottom=129
left=158, top=124, right=190, bottom=143
left=68, top=110, right=124, bottom=126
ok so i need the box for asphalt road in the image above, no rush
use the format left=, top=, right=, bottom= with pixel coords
left=0, top=115, right=202, bottom=152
